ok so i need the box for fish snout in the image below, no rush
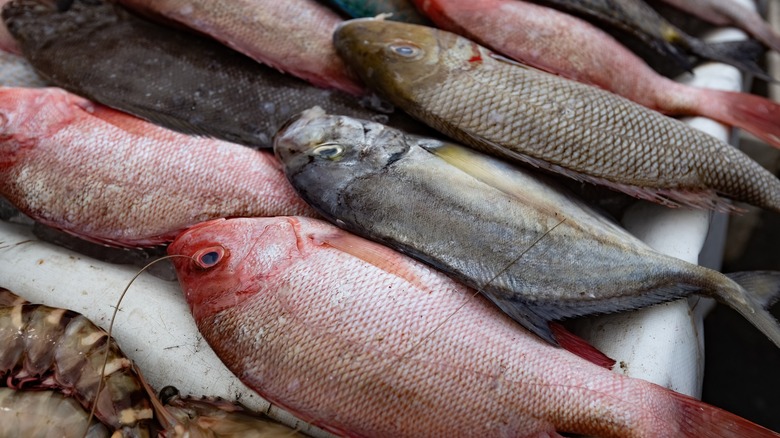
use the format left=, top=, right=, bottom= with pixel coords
left=273, top=106, right=329, bottom=165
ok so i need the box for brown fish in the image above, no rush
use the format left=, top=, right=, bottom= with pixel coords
left=333, top=18, right=780, bottom=213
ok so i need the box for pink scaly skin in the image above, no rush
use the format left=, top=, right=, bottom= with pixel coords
left=0, top=87, right=317, bottom=247
left=169, top=216, right=780, bottom=438
left=114, top=0, right=365, bottom=96
left=414, top=0, right=780, bottom=149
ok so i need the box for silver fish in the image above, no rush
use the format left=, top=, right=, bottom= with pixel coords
left=274, top=107, right=780, bottom=347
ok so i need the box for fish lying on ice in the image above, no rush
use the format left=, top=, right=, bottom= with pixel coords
left=412, top=0, right=780, bottom=150
left=168, top=215, right=780, bottom=438
left=0, top=86, right=316, bottom=247
left=333, top=19, right=780, bottom=213
left=2, top=0, right=422, bottom=148
left=274, top=108, right=780, bottom=348
left=112, top=0, right=364, bottom=95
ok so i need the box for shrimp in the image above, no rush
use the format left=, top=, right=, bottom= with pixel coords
left=0, top=287, right=155, bottom=437
left=0, top=387, right=111, bottom=438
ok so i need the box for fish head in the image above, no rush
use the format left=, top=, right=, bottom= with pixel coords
left=333, top=18, right=454, bottom=104
left=273, top=106, right=411, bottom=217
left=168, top=217, right=308, bottom=323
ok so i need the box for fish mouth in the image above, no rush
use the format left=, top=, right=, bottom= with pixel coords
left=273, top=106, right=328, bottom=163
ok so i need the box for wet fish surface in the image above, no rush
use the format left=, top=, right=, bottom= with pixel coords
left=168, top=215, right=780, bottom=437
left=2, top=0, right=420, bottom=148
left=333, top=19, right=780, bottom=213
left=413, top=0, right=780, bottom=150
left=0, top=87, right=316, bottom=247
left=274, top=108, right=780, bottom=348
left=114, top=0, right=364, bottom=95
left=0, top=388, right=111, bottom=438
left=527, top=0, right=772, bottom=80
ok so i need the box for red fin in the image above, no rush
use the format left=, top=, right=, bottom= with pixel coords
left=667, top=389, right=780, bottom=437
left=702, top=89, right=780, bottom=150
left=550, top=322, right=615, bottom=369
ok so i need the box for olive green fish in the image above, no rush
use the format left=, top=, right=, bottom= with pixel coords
left=528, top=0, right=772, bottom=81
left=274, top=107, right=780, bottom=347
left=334, top=19, right=780, bottom=213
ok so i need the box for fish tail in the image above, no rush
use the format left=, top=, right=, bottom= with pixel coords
left=717, top=271, right=780, bottom=348
left=665, top=389, right=780, bottom=437
left=686, top=38, right=775, bottom=83
left=690, top=88, right=780, bottom=149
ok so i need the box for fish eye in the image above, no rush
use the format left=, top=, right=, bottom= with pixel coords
left=312, top=143, right=345, bottom=160
left=192, top=246, right=227, bottom=269
left=387, top=43, right=423, bottom=59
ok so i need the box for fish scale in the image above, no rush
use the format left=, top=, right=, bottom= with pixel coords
left=333, top=19, right=780, bottom=212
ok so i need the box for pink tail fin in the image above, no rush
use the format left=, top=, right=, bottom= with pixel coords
left=550, top=322, right=615, bottom=369
left=698, top=89, right=780, bottom=149
left=669, top=389, right=780, bottom=437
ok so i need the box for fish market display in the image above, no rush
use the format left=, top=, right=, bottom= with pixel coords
left=168, top=216, right=780, bottom=437
left=658, top=0, right=780, bottom=53
left=0, top=388, right=111, bottom=438
left=328, top=0, right=431, bottom=24
left=334, top=19, right=780, bottom=213
left=274, top=108, right=780, bottom=348
left=413, top=0, right=780, bottom=150
left=113, top=0, right=364, bottom=95
left=0, top=86, right=316, bottom=247
left=0, top=289, right=156, bottom=437
left=529, top=0, right=771, bottom=80
left=1, top=0, right=420, bottom=148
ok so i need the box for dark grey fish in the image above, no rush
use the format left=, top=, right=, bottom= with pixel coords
left=274, top=107, right=780, bottom=348
left=528, top=0, right=773, bottom=81
left=1, top=0, right=424, bottom=148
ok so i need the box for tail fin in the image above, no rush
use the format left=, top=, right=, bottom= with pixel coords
left=667, top=389, right=780, bottom=437
left=550, top=322, right=615, bottom=370
left=718, top=272, right=780, bottom=348
left=693, top=88, right=780, bottom=149
left=686, top=38, right=775, bottom=83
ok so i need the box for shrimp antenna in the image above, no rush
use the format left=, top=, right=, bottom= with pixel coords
left=85, top=254, right=194, bottom=438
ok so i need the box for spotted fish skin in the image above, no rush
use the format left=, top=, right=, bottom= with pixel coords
left=333, top=18, right=780, bottom=213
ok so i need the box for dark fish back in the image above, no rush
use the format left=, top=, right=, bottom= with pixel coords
left=2, top=0, right=418, bottom=148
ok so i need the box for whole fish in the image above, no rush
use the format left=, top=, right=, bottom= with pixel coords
left=413, top=0, right=780, bottom=150
left=327, top=0, right=431, bottom=24
left=333, top=19, right=780, bottom=213
left=658, top=0, right=780, bottom=53
left=113, top=0, right=364, bottom=95
left=529, top=0, right=772, bottom=81
left=274, top=107, right=780, bottom=348
left=168, top=215, right=780, bottom=438
left=2, top=0, right=419, bottom=148
left=0, top=87, right=316, bottom=247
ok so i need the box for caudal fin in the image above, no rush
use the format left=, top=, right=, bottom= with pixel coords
left=694, top=88, right=780, bottom=150
left=718, top=271, right=780, bottom=349
left=667, top=389, right=780, bottom=437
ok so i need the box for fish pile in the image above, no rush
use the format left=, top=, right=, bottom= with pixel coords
left=0, top=0, right=779, bottom=436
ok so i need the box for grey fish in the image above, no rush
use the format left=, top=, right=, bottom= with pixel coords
left=528, top=0, right=772, bottom=81
left=333, top=19, right=780, bottom=213
left=274, top=107, right=780, bottom=347
left=1, top=0, right=423, bottom=148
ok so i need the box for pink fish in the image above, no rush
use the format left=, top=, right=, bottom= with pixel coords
left=0, top=87, right=316, bottom=247
left=169, top=216, right=780, bottom=438
left=115, top=0, right=365, bottom=96
left=414, top=0, right=780, bottom=150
